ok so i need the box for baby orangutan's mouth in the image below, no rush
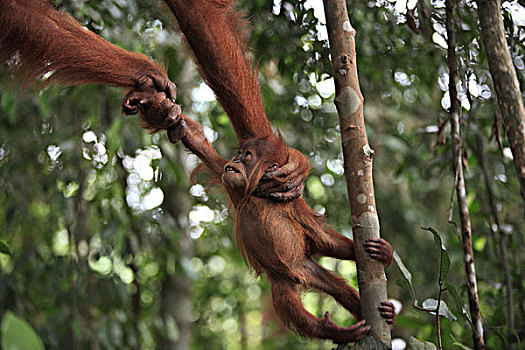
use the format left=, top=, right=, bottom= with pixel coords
left=225, top=165, right=241, bottom=173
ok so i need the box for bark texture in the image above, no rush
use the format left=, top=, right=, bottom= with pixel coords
left=322, top=0, right=391, bottom=346
left=446, top=1, right=485, bottom=349
left=476, top=0, right=525, bottom=203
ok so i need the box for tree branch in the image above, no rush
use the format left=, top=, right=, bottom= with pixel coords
left=445, top=1, right=485, bottom=348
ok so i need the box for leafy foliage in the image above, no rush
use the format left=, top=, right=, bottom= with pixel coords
left=0, top=0, right=524, bottom=349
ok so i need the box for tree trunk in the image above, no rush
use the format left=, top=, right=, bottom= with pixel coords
left=476, top=0, right=525, bottom=203
left=446, top=1, right=485, bottom=349
left=160, top=173, right=194, bottom=350
left=322, top=0, right=391, bottom=347
left=158, top=66, right=196, bottom=349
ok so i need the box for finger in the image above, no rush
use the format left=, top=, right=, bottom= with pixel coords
left=167, top=118, right=186, bottom=144
left=353, top=325, right=371, bottom=337
left=348, top=320, right=367, bottom=330
left=135, top=74, right=152, bottom=89
left=122, top=103, right=139, bottom=115
left=263, top=152, right=309, bottom=179
left=377, top=238, right=389, bottom=244
left=378, top=305, right=395, bottom=313
left=364, top=246, right=381, bottom=253
left=379, top=310, right=395, bottom=319
left=165, top=81, right=177, bottom=102
left=265, top=177, right=303, bottom=194
left=370, top=254, right=388, bottom=263
left=363, top=241, right=382, bottom=248
left=151, top=72, right=168, bottom=92
left=264, top=162, right=295, bottom=178
left=151, top=74, right=177, bottom=101
left=122, top=96, right=141, bottom=115
left=164, top=105, right=182, bottom=127
left=369, top=254, right=383, bottom=260
left=168, top=128, right=184, bottom=144
left=256, top=180, right=282, bottom=192
left=363, top=244, right=382, bottom=251
left=257, top=174, right=300, bottom=193
left=264, top=162, right=308, bottom=181
left=270, top=184, right=304, bottom=202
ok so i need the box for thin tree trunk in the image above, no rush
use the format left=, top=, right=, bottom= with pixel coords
left=445, top=1, right=485, bottom=349
left=158, top=61, right=196, bottom=349
left=476, top=0, right=525, bottom=203
left=474, top=128, right=515, bottom=349
left=322, top=0, right=391, bottom=346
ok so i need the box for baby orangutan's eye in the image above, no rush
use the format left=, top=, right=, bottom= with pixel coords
left=270, top=163, right=279, bottom=169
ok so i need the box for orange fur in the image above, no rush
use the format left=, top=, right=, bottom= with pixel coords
left=0, top=0, right=165, bottom=90
left=164, top=0, right=274, bottom=143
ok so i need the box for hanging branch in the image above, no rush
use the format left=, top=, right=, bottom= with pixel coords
left=476, top=0, right=525, bottom=203
left=445, top=1, right=486, bottom=349
left=322, top=0, right=391, bottom=346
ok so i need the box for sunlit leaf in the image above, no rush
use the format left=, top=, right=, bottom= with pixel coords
left=421, top=298, right=457, bottom=321
left=393, top=250, right=412, bottom=283
left=393, top=251, right=416, bottom=301
left=0, top=240, right=11, bottom=255
left=1, top=312, right=45, bottom=350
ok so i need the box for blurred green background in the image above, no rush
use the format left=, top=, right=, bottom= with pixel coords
left=1, top=0, right=524, bottom=349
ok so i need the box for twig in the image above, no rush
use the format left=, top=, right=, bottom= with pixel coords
left=436, top=250, right=444, bottom=350
left=445, top=0, right=485, bottom=348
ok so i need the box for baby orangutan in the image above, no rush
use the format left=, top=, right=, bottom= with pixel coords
left=165, top=115, right=395, bottom=343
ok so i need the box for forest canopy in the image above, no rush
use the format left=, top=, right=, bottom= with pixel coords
left=0, top=0, right=524, bottom=349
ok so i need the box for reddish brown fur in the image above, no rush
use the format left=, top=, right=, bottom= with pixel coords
left=164, top=0, right=274, bottom=143
left=0, top=0, right=165, bottom=89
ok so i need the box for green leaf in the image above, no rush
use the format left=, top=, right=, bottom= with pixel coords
left=0, top=241, right=11, bottom=255
left=421, top=299, right=457, bottom=321
left=393, top=250, right=416, bottom=301
left=451, top=334, right=480, bottom=349
left=421, top=227, right=450, bottom=281
left=393, top=250, right=412, bottom=283
left=441, top=249, right=450, bottom=281
left=408, top=336, right=437, bottom=350
left=451, top=340, right=474, bottom=350
left=445, top=283, right=471, bottom=323
left=422, top=226, right=442, bottom=250
left=1, top=312, right=45, bottom=350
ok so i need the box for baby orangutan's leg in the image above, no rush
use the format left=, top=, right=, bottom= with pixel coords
left=303, top=259, right=361, bottom=318
left=269, top=276, right=370, bottom=343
